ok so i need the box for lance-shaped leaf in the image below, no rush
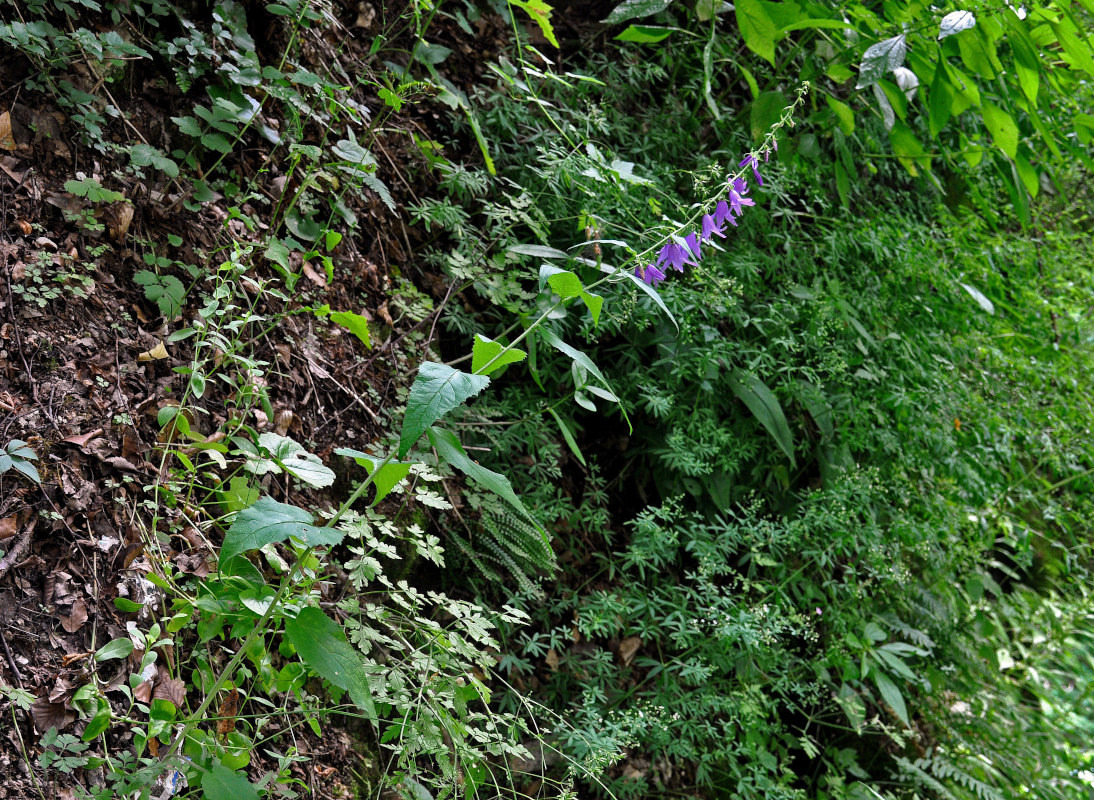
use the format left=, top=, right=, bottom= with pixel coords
left=856, top=34, right=907, bottom=89
left=428, top=427, right=543, bottom=533
left=285, top=606, right=376, bottom=719
left=611, top=263, right=679, bottom=331
left=728, top=369, right=797, bottom=467
left=334, top=448, right=414, bottom=505
left=873, top=671, right=909, bottom=725
left=220, top=496, right=341, bottom=566
left=508, top=243, right=570, bottom=259
left=399, top=362, right=490, bottom=458
left=471, top=334, right=527, bottom=376
left=201, top=763, right=262, bottom=800
left=541, top=328, right=631, bottom=432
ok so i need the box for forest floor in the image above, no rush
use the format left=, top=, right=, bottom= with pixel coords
left=0, top=2, right=539, bottom=795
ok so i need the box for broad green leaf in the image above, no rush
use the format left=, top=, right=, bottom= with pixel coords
left=981, top=101, right=1018, bottom=158
left=873, top=671, right=909, bottom=725
left=856, top=35, right=907, bottom=89
left=471, top=334, right=527, bottom=376
left=399, top=362, right=490, bottom=458
left=1015, top=153, right=1039, bottom=198
left=200, top=763, right=262, bottom=800
left=938, top=10, right=975, bottom=40
left=581, top=290, right=604, bottom=326
left=927, top=66, right=953, bottom=138
left=510, top=0, right=559, bottom=48
left=134, top=270, right=186, bottom=320
left=778, top=17, right=852, bottom=32
left=826, top=95, right=854, bottom=134
left=540, top=265, right=584, bottom=298
left=889, top=122, right=929, bottom=177
left=615, top=24, right=673, bottom=43
left=257, top=433, right=335, bottom=488
left=285, top=607, right=375, bottom=718
left=508, top=243, right=569, bottom=259
left=735, top=0, right=777, bottom=65
left=428, top=427, right=543, bottom=532
left=219, top=476, right=259, bottom=514
left=334, top=448, right=414, bottom=506
left=330, top=310, right=372, bottom=349
left=548, top=408, right=586, bottom=466
left=728, top=369, right=796, bottom=467
left=602, top=0, right=673, bottom=24
left=1051, top=19, right=1094, bottom=77
left=219, top=496, right=341, bottom=565
left=81, top=700, right=111, bottom=741
left=960, top=282, right=995, bottom=314
left=95, top=638, right=134, bottom=661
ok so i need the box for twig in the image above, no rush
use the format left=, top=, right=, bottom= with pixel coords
left=0, top=518, right=34, bottom=581
left=0, top=628, right=23, bottom=685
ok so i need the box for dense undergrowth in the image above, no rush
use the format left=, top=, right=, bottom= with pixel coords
left=2, top=0, right=1094, bottom=799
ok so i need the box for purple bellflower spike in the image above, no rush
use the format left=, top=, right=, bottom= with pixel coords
left=728, top=184, right=755, bottom=217
left=739, top=153, right=763, bottom=187
left=635, top=262, right=666, bottom=287
left=657, top=241, right=697, bottom=273
left=684, top=232, right=702, bottom=261
left=701, top=213, right=726, bottom=240
left=712, top=200, right=737, bottom=228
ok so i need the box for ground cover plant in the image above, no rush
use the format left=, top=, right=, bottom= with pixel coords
left=0, top=0, right=1093, bottom=799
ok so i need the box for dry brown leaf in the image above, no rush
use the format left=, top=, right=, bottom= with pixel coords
left=0, top=515, right=16, bottom=541
left=302, top=260, right=327, bottom=287
left=15, top=219, right=31, bottom=235
left=0, top=156, right=25, bottom=182
left=133, top=678, right=153, bottom=704
left=60, top=597, right=88, bottom=633
left=64, top=428, right=103, bottom=447
left=31, top=698, right=75, bottom=732
left=0, top=111, right=14, bottom=151
left=618, top=636, right=642, bottom=667
left=107, top=202, right=134, bottom=240
left=544, top=648, right=559, bottom=671
left=137, top=341, right=168, bottom=361
left=153, top=666, right=187, bottom=707
left=216, top=687, right=239, bottom=738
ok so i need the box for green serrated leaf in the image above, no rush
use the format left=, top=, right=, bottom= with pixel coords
left=285, top=607, right=375, bottom=718
left=330, top=310, right=372, bottom=349
left=728, top=369, right=796, bottom=467
left=200, top=763, right=262, bottom=800
left=399, top=362, right=490, bottom=458
left=735, top=0, right=777, bottom=65
left=333, top=448, right=413, bottom=506
left=543, top=267, right=584, bottom=298
left=219, top=496, right=341, bottom=565
left=257, top=433, right=335, bottom=488
left=471, top=335, right=527, bottom=376
left=134, top=270, right=185, bottom=319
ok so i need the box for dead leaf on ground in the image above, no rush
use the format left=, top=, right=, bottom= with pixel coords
left=302, top=260, right=327, bottom=287
left=618, top=636, right=642, bottom=667
left=153, top=666, right=186, bottom=707
left=137, top=341, right=168, bottom=361
left=106, top=202, right=134, bottom=240
left=0, top=112, right=14, bottom=151
left=64, top=429, right=103, bottom=447
left=60, top=597, right=89, bottom=633
left=545, top=648, right=559, bottom=671
left=30, top=698, right=75, bottom=732
left=216, top=687, right=240, bottom=738
left=0, top=155, right=24, bottom=182
left=0, top=516, right=17, bottom=541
